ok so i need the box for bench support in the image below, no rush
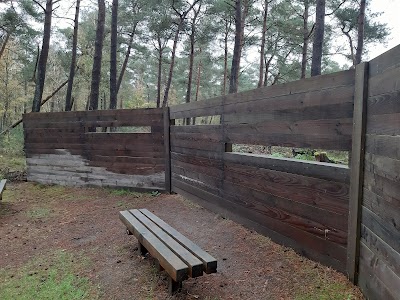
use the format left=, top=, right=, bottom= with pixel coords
left=138, top=242, right=148, bottom=256
left=168, top=277, right=182, bottom=295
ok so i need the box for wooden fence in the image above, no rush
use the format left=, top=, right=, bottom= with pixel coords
left=23, top=108, right=166, bottom=191
left=22, top=46, right=400, bottom=300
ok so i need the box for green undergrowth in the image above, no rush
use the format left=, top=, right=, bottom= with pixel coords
left=26, top=207, right=51, bottom=219
left=0, top=251, right=98, bottom=300
left=107, top=188, right=143, bottom=198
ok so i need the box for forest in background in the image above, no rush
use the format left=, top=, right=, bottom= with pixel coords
left=0, top=0, right=390, bottom=146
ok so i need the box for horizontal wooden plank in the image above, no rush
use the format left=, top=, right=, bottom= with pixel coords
left=85, top=132, right=163, bottom=142
left=222, top=181, right=347, bottom=243
left=361, top=225, right=400, bottom=276
left=172, top=165, right=223, bottom=190
left=224, top=103, right=354, bottom=125
left=368, top=60, right=400, bottom=97
left=172, top=179, right=347, bottom=268
left=90, top=155, right=165, bottom=165
left=224, top=162, right=349, bottom=215
left=358, top=242, right=400, bottom=299
left=130, top=209, right=203, bottom=278
left=224, top=118, right=353, bottom=137
left=364, top=171, right=400, bottom=205
left=170, top=147, right=223, bottom=160
left=90, top=162, right=165, bottom=176
left=169, top=96, right=223, bottom=119
left=223, top=86, right=354, bottom=116
left=170, top=138, right=224, bottom=152
left=364, top=153, right=400, bottom=183
left=170, top=125, right=222, bottom=134
left=223, top=152, right=350, bottom=183
left=365, top=134, right=400, bottom=161
left=139, top=209, right=217, bottom=274
left=119, top=210, right=188, bottom=282
left=225, top=132, right=352, bottom=151
left=367, top=90, right=400, bottom=116
left=366, top=113, right=400, bottom=136
left=222, top=180, right=348, bottom=232
left=361, top=206, right=400, bottom=254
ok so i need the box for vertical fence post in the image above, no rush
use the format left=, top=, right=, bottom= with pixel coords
left=163, top=107, right=172, bottom=193
left=347, top=62, right=369, bottom=283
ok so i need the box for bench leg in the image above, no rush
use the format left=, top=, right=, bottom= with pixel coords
left=155, top=259, right=164, bottom=272
left=168, top=277, right=182, bottom=295
left=126, top=228, right=133, bottom=235
left=138, top=242, right=148, bottom=256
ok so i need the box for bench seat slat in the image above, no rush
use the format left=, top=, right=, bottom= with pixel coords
left=130, top=209, right=204, bottom=278
left=139, top=208, right=217, bottom=274
left=119, top=210, right=188, bottom=282
left=0, top=179, right=6, bottom=200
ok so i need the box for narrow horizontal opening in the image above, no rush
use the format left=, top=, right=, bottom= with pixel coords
left=93, top=126, right=151, bottom=133
left=174, top=115, right=221, bottom=126
left=231, top=144, right=349, bottom=165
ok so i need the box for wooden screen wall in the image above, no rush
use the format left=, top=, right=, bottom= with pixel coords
left=357, top=46, right=400, bottom=299
left=170, top=70, right=355, bottom=272
left=23, top=108, right=166, bottom=191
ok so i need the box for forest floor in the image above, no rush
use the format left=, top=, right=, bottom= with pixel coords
left=0, top=182, right=364, bottom=300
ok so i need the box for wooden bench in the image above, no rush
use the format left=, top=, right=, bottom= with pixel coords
left=119, top=208, right=217, bottom=294
left=0, top=179, right=6, bottom=201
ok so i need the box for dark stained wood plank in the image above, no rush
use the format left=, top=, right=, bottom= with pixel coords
left=172, top=179, right=347, bottom=268
left=367, top=90, right=400, bottom=116
left=358, top=242, right=400, bottom=299
left=364, top=171, right=400, bottom=205
left=130, top=209, right=203, bottom=277
left=91, top=155, right=165, bottom=165
left=169, top=96, right=223, bottom=119
left=222, top=180, right=348, bottom=232
left=223, top=152, right=350, bottom=183
left=171, top=158, right=223, bottom=179
left=170, top=148, right=223, bottom=160
left=224, top=118, right=353, bottom=137
left=172, top=165, right=223, bottom=191
left=224, top=103, right=354, bottom=125
left=119, top=210, right=188, bottom=282
left=361, top=225, right=400, bottom=276
left=364, top=153, right=400, bottom=183
left=224, top=162, right=349, bottom=214
left=368, top=60, right=400, bottom=97
left=366, top=113, right=400, bottom=136
left=224, top=132, right=352, bottom=151
left=170, top=125, right=222, bottom=134
left=139, top=209, right=217, bottom=274
left=346, top=62, right=369, bottom=283
left=365, top=134, right=400, bottom=161
left=170, top=139, right=224, bottom=152
left=222, top=182, right=347, bottom=245
left=361, top=206, right=400, bottom=254
left=223, top=85, right=354, bottom=115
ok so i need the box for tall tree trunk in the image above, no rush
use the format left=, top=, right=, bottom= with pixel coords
left=355, top=0, right=366, bottom=64
left=32, top=0, right=53, bottom=112
left=258, top=0, right=268, bottom=88
left=65, top=0, right=80, bottom=111
left=229, top=0, right=248, bottom=94
left=300, top=0, right=309, bottom=79
left=89, top=0, right=106, bottom=111
left=117, top=25, right=136, bottom=94
left=222, top=20, right=229, bottom=95
left=162, top=23, right=181, bottom=107
left=109, top=0, right=118, bottom=109
left=310, top=0, right=325, bottom=77
left=156, top=36, right=163, bottom=108
left=195, top=52, right=202, bottom=102
left=0, top=31, right=11, bottom=61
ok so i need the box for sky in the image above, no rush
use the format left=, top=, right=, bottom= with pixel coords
left=367, top=0, right=400, bottom=59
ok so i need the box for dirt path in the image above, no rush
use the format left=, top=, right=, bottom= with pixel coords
left=0, top=182, right=363, bottom=299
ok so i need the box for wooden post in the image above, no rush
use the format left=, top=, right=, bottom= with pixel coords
left=347, top=62, right=369, bottom=283
left=163, top=107, right=172, bottom=193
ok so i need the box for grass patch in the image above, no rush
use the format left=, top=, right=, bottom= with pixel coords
left=0, top=155, right=26, bottom=179
left=108, top=188, right=143, bottom=198
left=26, top=207, right=51, bottom=219
left=0, top=251, right=98, bottom=300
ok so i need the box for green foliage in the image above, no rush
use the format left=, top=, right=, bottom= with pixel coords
left=0, top=251, right=97, bottom=300
left=108, top=188, right=142, bottom=198
left=0, top=127, right=25, bottom=156
left=26, top=207, right=51, bottom=219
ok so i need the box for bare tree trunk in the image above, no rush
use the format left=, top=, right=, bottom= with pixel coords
left=343, top=28, right=356, bottom=66
left=65, top=0, right=80, bottom=111
left=301, top=0, right=309, bottom=79
left=117, top=25, right=136, bottom=94
left=258, top=0, right=268, bottom=88
left=195, top=48, right=202, bottom=102
left=109, top=0, right=118, bottom=109
left=89, top=0, right=106, bottom=111
left=156, top=36, right=163, bottom=108
left=355, top=0, right=366, bottom=64
left=229, top=0, right=248, bottom=94
left=222, top=20, right=229, bottom=95
left=310, top=0, right=325, bottom=77
left=32, top=0, right=54, bottom=112
left=0, top=31, right=11, bottom=60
